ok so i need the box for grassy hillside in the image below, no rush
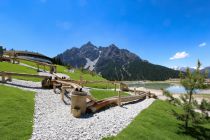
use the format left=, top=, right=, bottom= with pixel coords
left=18, top=60, right=114, bottom=88
left=57, top=65, right=104, bottom=81
left=0, top=60, right=114, bottom=88
left=20, top=60, right=50, bottom=71
left=0, top=62, right=42, bottom=81
left=0, top=85, right=35, bottom=140
left=104, top=100, right=210, bottom=140
left=57, top=66, right=115, bottom=88
left=18, top=60, right=105, bottom=81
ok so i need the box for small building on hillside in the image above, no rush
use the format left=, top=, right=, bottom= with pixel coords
left=4, top=50, right=52, bottom=64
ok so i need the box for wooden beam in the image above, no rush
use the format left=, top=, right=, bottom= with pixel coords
left=0, top=71, right=50, bottom=78
left=120, top=94, right=146, bottom=102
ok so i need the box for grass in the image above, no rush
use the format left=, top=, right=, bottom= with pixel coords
left=104, top=100, right=210, bottom=140
left=84, top=82, right=115, bottom=89
left=20, top=60, right=50, bottom=71
left=0, top=62, right=42, bottom=82
left=90, top=89, right=129, bottom=100
left=56, top=65, right=115, bottom=88
left=0, top=60, right=114, bottom=87
left=57, top=65, right=105, bottom=81
left=0, top=85, right=35, bottom=140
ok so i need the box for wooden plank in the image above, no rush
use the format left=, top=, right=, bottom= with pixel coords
left=0, top=71, right=50, bottom=78
left=55, top=80, right=81, bottom=89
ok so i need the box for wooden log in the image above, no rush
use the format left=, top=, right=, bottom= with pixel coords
left=55, top=80, right=82, bottom=90
left=120, top=94, right=146, bottom=102
left=88, top=98, right=118, bottom=113
left=71, top=91, right=87, bottom=117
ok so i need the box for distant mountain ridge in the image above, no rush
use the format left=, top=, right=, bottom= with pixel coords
left=201, top=67, right=210, bottom=78
left=172, top=66, right=210, bottom=78
left=55, top=42, right=179, bottom=81
left=172, top=66, right=196, bottom=72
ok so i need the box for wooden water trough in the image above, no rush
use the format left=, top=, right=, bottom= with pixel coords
left=52, top=78, right=154, bottom=118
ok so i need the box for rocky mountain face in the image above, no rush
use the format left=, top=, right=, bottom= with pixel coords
left=55, top=42, right=179, bottom=81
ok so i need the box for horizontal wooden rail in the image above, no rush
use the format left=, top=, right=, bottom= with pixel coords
left=0, top=71, right=51, bottom=78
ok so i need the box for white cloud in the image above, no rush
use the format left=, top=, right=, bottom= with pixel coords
left=198, top=42, right=207, bottom=47
left=170, top=51, right=189, bottom=60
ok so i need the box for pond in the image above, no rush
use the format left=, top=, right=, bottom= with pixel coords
left=126, top=82, right=171, bottom=90
left=126, top=81, right=210, bottom=94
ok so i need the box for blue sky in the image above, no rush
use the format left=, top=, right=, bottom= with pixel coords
left=0, top=0, right=210, bottom=68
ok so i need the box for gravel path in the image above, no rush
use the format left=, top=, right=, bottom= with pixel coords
left=0, top=78, right=155, bottom=140
left=32, top=94, right=154, bottom=140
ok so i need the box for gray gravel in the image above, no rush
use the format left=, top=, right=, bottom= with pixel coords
left=32, top=94, right=154, bottom=140
left=0, top=78, right=155, bottom=140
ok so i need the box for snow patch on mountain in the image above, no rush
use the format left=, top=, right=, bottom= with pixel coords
left=84, top=51, right=101, bottom=71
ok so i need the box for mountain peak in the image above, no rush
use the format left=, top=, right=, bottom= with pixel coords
left=86, top=41, right=94, bottom=46
left=108, top=44, right=118, bottom=49
left=81, top=41, right=97, bottom=48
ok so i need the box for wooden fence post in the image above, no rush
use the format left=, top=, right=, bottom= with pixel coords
left=37, top=64, right=39, bottom=72
left=80, top=75, right=83, bottom=87
left=12, top=58, right=15, bottom=64
left=2, top=73, right=6, bottom=83
left=8, top=75, right=12, bottom=82
left=118, top=90, right=121, bottom=106
left=53, top=84, right=57, bottom=93
left=61, top=87, right=65, bottom=101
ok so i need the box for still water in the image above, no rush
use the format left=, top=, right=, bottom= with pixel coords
left=126, top=82, right=209, bottom=94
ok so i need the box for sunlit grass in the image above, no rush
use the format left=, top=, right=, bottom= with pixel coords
left=0, top=85, right=35, bottom=140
